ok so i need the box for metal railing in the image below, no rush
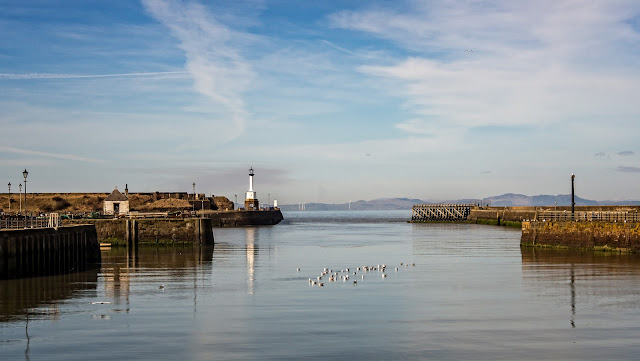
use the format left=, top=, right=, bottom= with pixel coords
left=0, top=213, right=61, bottom=229
left=536, top=211, right=639, bottom=222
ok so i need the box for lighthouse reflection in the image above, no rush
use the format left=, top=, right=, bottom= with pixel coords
left=246, top=228, right=256, bottom=295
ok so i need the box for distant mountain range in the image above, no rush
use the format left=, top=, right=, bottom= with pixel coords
left=279, top=194, right=640, bottom=211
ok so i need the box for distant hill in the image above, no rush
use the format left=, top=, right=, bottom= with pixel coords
left=278, top=198, right=424, bottom=211
left=482, top=193, right=599, bottom=207
left=279, top=194, right=640, bottom=210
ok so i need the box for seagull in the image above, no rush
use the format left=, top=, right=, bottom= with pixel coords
left=466, top=49, right=474, bottom=52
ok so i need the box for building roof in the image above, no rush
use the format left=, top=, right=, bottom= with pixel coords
left=105, top=188, right=128, bottom=202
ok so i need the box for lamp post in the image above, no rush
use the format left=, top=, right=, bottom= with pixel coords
left=23, top=169, right=28, bottom=227
left=268, top=193, right=271, bottom=208
left=7, top=182, right=10, bottom=213
left=19, top=183, right=22, bottom=214
left=235, top=194, right=237, bottom=210
left=571, top=173, right=575, bottom=219
left=192, top=182, right=196, bottom=213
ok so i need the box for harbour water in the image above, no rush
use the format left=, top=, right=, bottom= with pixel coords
left=2, top=210, right=640, bottom=360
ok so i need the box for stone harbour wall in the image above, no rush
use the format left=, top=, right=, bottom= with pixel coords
left=0, top=225, right=101, bottom=280
left=68, top=218, right=214, bottom=246
left=521, top=220, right=640, bottom=252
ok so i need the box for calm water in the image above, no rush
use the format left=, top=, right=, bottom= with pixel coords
left=2, top=210, right=640, bottom=360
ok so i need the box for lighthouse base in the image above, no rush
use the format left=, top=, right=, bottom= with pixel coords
left=245, top=199, right=259, bottom=210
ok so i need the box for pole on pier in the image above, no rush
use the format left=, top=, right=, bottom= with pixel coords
left=571, top=173, right=575, bottom=219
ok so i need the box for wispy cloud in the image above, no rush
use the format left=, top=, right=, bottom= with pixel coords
left=617, top=150, right=635, bottom=156
left=617, top=166, right=640, bottom=173
left=0, top=146, right=103, bottom=163
left=330, top=1, right=640, bottom=133
left=594, top=152, right=607, bottom=157
left=0, top=72, right=188, bottom=80
left=142, top=0, right=255, bottom=136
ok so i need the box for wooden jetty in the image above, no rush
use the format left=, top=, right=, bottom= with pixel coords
left=411, top=204, right=473, bottom=222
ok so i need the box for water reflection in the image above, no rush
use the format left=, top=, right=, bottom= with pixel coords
left=246, top=228, right=256, bottom=295
left=211, top=227, right=274, bottom=295
left=521, top=247, right=640, bottom=328
left=0, top=269, right=99, bottom=322
left=100, top=246, right=213, bottom=309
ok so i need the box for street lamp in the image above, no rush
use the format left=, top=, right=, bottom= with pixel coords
left=268, top=193, right=271, bottom=208
left=19, top=183, right=22, bottom=214
left=192, top=182, right=196, bottom=213
left=23, top=169, right=28, bottom=227
left=235, top=194, right=237, bottom=210
left=7, top=182, right=10, bottom=213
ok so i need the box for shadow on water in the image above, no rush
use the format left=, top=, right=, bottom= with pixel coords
left=521, top=247, right=640, bottom=328
left=0, top=269, right=99, bottom=323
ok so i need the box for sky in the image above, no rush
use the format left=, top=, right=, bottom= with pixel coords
left=1, top=0, right=640, bottom=204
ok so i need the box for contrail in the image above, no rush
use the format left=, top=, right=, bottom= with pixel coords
left=0, top=71, right=188, bottom=80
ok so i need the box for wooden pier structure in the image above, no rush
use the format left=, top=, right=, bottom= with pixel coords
left=411, top=204, right=473, bottom=222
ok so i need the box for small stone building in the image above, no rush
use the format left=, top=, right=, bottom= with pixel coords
left=103, top=187, right=129, bottom=215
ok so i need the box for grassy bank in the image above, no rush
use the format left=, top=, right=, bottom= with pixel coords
left=520, top=242, right=633, bottom=254
left=474, top=218, right=522, bottom=228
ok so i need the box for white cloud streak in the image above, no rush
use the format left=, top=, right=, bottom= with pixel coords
left=0, top=146, right=103, bottom=163
left=142, top=0, right=254, bottom=136
left=0, top=72, right=188, bottom=80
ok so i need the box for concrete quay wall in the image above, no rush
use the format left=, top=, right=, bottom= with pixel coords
left=67, top=218, right=214, bottom=246
left=521, top=221, right=640, bottom=252
left=469, top=208, right=536, bottom=224
left=0, top=225, right=101, bottom=280
left=204, top=209, right=284, bottom=227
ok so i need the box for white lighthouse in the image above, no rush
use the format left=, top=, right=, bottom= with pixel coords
left=244, top=167, right=260, bottom=210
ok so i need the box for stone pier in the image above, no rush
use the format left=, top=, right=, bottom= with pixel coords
left=68, top=218, right=214, bottom=246
left=0, top=225, right=101, bottom=280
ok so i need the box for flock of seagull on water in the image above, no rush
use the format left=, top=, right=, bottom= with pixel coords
left=298, top=262, right=416, bottom=287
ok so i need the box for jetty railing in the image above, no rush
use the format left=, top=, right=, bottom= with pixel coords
left=536, top=211, right=639, bottom=222
left=0, top=213, right=61, bottom=229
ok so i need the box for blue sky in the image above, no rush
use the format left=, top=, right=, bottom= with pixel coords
left=1, top=0, right=640, bottom=204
